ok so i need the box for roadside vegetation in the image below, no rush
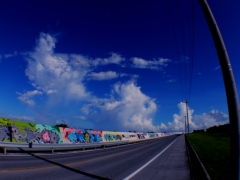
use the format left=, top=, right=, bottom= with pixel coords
left=188, top=124, right=230, bottom=180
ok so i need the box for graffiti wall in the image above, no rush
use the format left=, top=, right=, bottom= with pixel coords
left=0, top=117, right=165, bottom=144
left=121, top=132, right=138, bottom=141
left=137, top=133, right=145, bottom=139
left=143, top=133, right=150, bottom=139
left=60, top=128, right=102, bottom=144
left=148, top=132, right=156, bottom=138
left=0, top=118, right=62, bottom=144
left=102, top=131, right=123, bottom=142
left=0, top=118, right=12, bottom=142
left=12, top=121, right=62, bottom=144
left=35, top=124, right=62, bottom=144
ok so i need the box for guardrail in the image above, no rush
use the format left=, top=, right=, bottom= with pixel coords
left=0, top=140, right=131, bottom=154
left=185, top=135, right=211, bottom=180
left=0, top=136, right=169, bottom=154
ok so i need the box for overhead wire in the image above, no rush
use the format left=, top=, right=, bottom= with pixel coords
left=176, top=0, right=188, bottom=101
left=166, top=0, right=184, bottom=101
left=165, top=0, right=195, bottom=135
left=188, top=0, right=195, bottom=103
left=166, top=0, right=195, bottom=104
left=186, top=0, right=192, bottom=101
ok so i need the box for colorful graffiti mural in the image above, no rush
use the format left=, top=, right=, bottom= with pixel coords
left=11, top=122, right=62, bottom=144
left=0, top=118, right=13, bottom=142
left=0, top=118, right=62, bottom=144
left=0, top=117, right=165, bottom=144
left=36, top=124, right=62, bottom=144
left=60, top=128, right=102, bottom=144
left=0, top=124, right=11, bottom=142
left=102, top=131, right=123, bottom=142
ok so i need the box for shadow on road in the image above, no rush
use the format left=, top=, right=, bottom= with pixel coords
left=18, top=148, right=111, bottom=180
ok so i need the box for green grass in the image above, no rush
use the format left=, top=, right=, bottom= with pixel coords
left=188, top=132, right=230, bottom=180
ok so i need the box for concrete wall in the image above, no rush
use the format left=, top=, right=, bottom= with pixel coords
left=0, top=118, right=62, bottom=144
left=0, top=118, right=165, bottom=144
left=60, top=128, right=102, bottom=144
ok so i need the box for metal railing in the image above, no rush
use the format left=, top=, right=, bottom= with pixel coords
left=0, top=136, right=169, bottom=154
left=185, top=135, right=211, bottom=180
left=0, top=140, right=130, bottom=154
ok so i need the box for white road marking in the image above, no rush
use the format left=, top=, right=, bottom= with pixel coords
left=123, top=135, right=181, bottom=180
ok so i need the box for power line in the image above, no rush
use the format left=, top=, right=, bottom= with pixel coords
left=176, top=0, right=188, bottom=100
left=186, top=0, right=192, bottom=101
left=186, top=0, right=192, bottom=62
left=166, top=0, right=184, bottom=101
left=188, top=0, right=195, bottom=103
left=166, top=0, right=195, bottom=104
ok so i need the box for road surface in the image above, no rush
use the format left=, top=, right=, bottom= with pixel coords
left=0, top=134, right=189, bottom=180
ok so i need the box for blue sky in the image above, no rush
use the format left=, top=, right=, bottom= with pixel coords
left=0, top=0, right=239, bottom=132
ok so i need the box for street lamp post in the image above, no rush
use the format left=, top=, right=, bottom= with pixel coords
left=198, top=0, right=240, bottom=179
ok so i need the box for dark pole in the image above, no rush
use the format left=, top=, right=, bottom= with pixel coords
left=185, top=116, right=187, bottom=134
left=198, top=0, right=240, bottom=179
left=186, top=101, right=190, bottom=137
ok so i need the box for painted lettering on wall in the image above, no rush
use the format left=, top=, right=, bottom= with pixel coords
left=60, top=128, right=102, bottom=144
left=0, top=118, right=165, bottom=144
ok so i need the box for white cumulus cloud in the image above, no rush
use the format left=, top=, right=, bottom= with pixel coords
left=88, top=71, right=119, bottom=80
left=83, top=81, right=158, bottom=132
left=18, top=33, right=127, bottom=106
left=159, top=102, right=229, bottom=132
left=0, top=113, right=36, bottom=122
left=16, top=32, right=172, bottom=128
left=4, top=51, right=18, bottom=58
left=18, top=33, right=171, bottom=107
left=131, top=57, right=171, bottom=70
left=92, top=53, right=125, bottom=66
left=17, top=90, right=43, bottom=107
left=25, top=33, right=90, bottom=99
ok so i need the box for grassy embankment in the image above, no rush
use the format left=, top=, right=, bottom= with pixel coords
left=188, top=131, right=230, bottom=180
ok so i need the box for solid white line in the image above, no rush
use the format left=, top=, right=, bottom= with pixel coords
left=123, top=135, right=181, bottom=180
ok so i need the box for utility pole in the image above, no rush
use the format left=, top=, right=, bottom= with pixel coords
left=183, top=101, right=190, bottom=137
left=184, top=116, right=187, bottom=134
left=202, top=123, right=206, bottom=131
left=186, top=101, right=190, bottom=137
left=198, top=0, right=240, bottom=179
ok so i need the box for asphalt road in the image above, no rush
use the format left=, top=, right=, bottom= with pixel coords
left=0, top=135, right=182, bottom=180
